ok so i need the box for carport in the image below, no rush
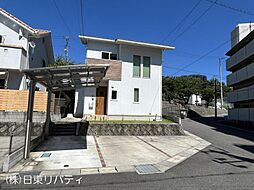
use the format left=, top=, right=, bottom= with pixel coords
left=22, top=64, right=109, bottom=159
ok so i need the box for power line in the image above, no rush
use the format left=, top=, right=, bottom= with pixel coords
left=205, top=0, right=254, bottom=17
left=75, top=0, right=82, bottom=35
left=53, top=0, right=73, bottom=35
left=160, top=0, right=202, bottom=43
left=171, top=40, right=228, bottom=76
left=163, top=65, right=220, bottom=77
left=80, top=0, right=85, bottom=35
left=170, top=0, right=217, bottom=43
left=171, top=26, right=251, bottom=76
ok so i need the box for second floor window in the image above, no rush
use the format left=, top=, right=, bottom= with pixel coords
left=133, top=55, right=141, bottom=77
left=102, top=52, right=118, bottom=60
left=143, top=56, right=151, bottom=78
left=102, top=52, right=109, bottom=59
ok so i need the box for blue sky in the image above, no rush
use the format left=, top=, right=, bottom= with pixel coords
left=1, top=0, right=254, bottom=81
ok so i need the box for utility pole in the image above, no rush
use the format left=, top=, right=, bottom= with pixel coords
left=64, top=36, right=69, bottom=62
left=214, top=76, right=218, bottom=121
left=219, top=58, right=224, bottom=109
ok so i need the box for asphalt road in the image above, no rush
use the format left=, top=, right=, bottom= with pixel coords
left=1, top=117, right=254, bottom=190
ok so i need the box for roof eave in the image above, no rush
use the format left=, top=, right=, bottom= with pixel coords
left=116, top=39, right=175, bottom=50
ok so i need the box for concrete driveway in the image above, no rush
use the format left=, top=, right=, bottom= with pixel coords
left=8, top=133, right=210, bottom=176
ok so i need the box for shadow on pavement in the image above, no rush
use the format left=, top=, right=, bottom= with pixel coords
left=199, top=144, right=254, bottom=169
left=34, top=136, right=88, bottom=151
left=188, top=115, right=254, bottom=142
left=234, top=144, right=254, bottom=154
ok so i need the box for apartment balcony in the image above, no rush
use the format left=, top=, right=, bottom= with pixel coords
left=227, top=61, right=254, bottom=86
left=0, top=44, right=27, bottom=70
left=228, top=108, right=254, bottom=122
left=227, top=85, right=254, bottom=103
left=226, top=39, right=254, bottom=71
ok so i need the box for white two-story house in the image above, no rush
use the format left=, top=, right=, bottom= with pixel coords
left=0, top=8, right=54, bottom=90
left=74, top=35, right=174, bottom=120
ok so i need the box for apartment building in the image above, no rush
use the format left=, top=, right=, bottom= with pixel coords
left=226, top=23, right=254, bottom=124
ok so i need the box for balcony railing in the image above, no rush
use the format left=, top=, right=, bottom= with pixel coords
left=227, top=61, right=254, bottom=86
left=227, top=85, right=254, bottom=103
left=228, top=108, right=254, bottom=122
left=226, top=39, right=254, bottom=71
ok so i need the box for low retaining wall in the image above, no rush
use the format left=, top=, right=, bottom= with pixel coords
left=0, top=121, right=45, bottom=172
left=2, top=135, right=43, bottom=172
left=84, top=122, right=184, bottom=136
left=0, top=122, right=44, bottom=136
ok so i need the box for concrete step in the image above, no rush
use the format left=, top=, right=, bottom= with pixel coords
left=50, top=123, right=77, bottom=136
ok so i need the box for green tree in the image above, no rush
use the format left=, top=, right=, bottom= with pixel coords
left=49, top=55, right=74, bottom=67
left=162, top=76, right=232, bottom=105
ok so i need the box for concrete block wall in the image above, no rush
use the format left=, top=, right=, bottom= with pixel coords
left=0, top=111, right=61, bottom=122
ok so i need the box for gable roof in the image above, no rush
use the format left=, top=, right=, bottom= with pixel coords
left=0, top=8, right=50, bottom=37
left=79, top=35, right=175, bottom=50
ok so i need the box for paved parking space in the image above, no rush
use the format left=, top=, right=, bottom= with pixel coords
left=7, top=133, right=210, bottom=176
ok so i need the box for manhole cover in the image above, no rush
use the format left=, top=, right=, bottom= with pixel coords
left=135, top=164, right=162, bottom=174
left=41, top=153, right=51, bottom=158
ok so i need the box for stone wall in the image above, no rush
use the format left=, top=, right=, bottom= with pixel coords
left=0, top=122, right=44, bottom=136
left=85, top=122, right=184, bottom=136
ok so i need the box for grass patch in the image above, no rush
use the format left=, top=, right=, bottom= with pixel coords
left=88, top=118, right=173, bottom=124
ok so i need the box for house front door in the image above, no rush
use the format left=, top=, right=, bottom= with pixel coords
left=95, top=87, right=107, bottom=115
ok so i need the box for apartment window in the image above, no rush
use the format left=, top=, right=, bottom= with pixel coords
left=111, top=90, right=117, bottom=100
left=133, top=55, right=141, bottom=77
left=134, top=88, right=139, bottom=103
left=110, top=53, right=117, bottom=60
left=102, top=52, right=109, bottom=59
left=0, top=35, right=3, bottom=43
left=143, top=56, right=151, bottom=78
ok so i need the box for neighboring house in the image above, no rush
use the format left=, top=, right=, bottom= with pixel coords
left=74, top=35, right=174, bottom=120
left=0, top=8, right=54, bottom=90
left=226, top=23, right=254, bottom=124
left=188, top=94, right=202, bottom=105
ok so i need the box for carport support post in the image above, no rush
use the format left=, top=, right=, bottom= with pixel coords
left=44, top=88, right=52, bottom=139
left=24, top=80, right=36, bottom=160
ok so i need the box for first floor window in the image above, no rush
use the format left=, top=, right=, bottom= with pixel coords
left=133, top=55, right=141, bottom=77
left=111, top=90, right=117, bottom=100
left=143, top=56, right=151, bottom=78
left=134, top=88, right=139, bottom=102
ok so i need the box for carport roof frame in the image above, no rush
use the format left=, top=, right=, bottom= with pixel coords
left=23, top=64, right=109, bottom=91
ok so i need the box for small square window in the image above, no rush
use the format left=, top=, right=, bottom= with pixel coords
left=102, top=52, right=109, bottom=59
left=112, top=90, right=117, bottom=100
left=110, top=53, right=117, bottom=60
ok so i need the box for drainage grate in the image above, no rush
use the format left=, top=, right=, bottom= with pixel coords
left=41, top=153, right=51, bottom=158
left=135, top=164, right=162, bottom=174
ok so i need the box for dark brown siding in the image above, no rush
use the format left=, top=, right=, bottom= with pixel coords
left=86, top=58, right=122, bottom=81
